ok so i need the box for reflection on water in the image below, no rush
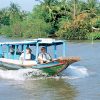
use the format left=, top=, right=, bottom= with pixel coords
left=22, top=79, right=77, bottom=100
left=0, top=79, right=77, bottom=100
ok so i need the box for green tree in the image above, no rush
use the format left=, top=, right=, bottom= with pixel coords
left=0, top=8, right=10, bottom=26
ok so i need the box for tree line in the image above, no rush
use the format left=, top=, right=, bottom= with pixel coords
left=0, top=0, right=100, bottom=40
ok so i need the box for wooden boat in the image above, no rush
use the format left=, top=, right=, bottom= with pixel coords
left=0, top=38, right=80, bottom=76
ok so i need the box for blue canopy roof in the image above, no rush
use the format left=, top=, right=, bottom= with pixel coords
left=0, top=38, right=64, bottom=45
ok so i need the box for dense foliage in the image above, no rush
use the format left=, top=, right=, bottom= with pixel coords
left=0, top=0, right=100, bottom=39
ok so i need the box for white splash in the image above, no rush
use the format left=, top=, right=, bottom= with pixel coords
left=0, top=68, right=47, bottom=80
left=62, top=65, right=89, bottom=79
left=0, top=65, right=89, bottom=81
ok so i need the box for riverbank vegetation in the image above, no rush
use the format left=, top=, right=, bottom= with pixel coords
left=0, top=0, right=100, bottom=40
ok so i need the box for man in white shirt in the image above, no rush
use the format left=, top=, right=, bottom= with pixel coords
left=38, top=47, right=52, bottom=64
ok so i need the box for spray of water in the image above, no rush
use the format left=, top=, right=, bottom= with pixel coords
left=0, top=68, right=47, bottom=80
left=61, top=65, right=89, bottom=79
left=0, top=65, right=89, bottom=80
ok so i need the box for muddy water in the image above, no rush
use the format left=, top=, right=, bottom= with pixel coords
left=0, top=37, right=100, bottom=100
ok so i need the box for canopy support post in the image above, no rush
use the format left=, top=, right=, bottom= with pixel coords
left=6, top=45, right=9, bottom=59
left=36, top=42, right=39, bottom=62
left=54, top=44, right=57, bottom=58
left=0, top=45, right=2, bottom=54
left=63, top=42, right=66, bottom=57
left=23, top=44, right=27, bottom=59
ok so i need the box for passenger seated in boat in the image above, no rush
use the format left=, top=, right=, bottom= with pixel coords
left=19, top=48, right=37, bottom=65
left=9, top=45, right=21, bottom=55
left=16, top=48, right=21, bottom=55
left=9, top=46, right=14, bottom=55
left=38, top=47, right=52, bottom=64
left=19, top=48, right=32, bottom=60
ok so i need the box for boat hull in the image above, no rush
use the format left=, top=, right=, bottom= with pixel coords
left=39, top=64, right=68, bottom=76
left=0, top=57, right=80, bottom=76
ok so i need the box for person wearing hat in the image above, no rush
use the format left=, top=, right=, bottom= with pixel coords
left=38, top=47, right=52, bottom=64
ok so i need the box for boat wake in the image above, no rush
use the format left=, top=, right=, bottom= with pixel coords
left=0, top=68, right=47, bottom=80
left=0, top=65, right=89, bottom=80
left=60, top=65, right=89, bottom=79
